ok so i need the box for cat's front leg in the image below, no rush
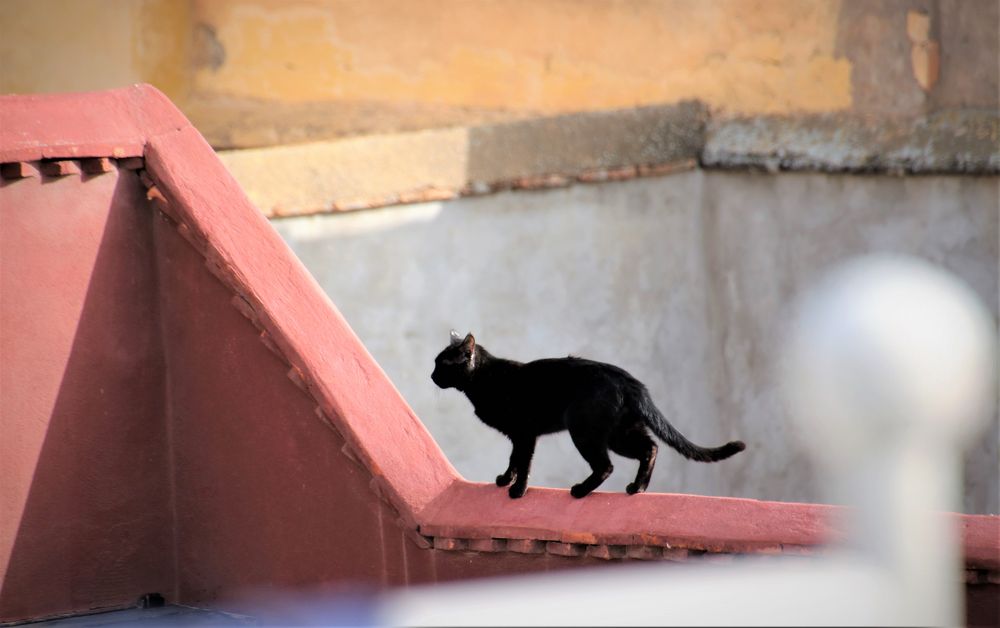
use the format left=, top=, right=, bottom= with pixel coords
left=506, top=437, right=536, bottom=499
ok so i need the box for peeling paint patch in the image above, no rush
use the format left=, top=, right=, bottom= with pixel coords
left=193, top=23, right=226, bottom=71
left=907, top=10, right=939, bottom=92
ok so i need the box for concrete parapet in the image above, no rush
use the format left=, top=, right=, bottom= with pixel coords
left=703, top=109, right=1000, bottom=175
left=220, top=104, right=999, bottom=219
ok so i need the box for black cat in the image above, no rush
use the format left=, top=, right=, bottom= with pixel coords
left=431, top=331, right=746, bottom=499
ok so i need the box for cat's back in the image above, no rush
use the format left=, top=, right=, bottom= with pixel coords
left=522, top=355, right=641, bottom=389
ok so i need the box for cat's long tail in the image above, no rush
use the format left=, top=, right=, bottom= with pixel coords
left=641, top=397, right=745, bottom=462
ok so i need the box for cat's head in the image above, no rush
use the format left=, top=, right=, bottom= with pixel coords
left=431, top=330, right=477, bottom=390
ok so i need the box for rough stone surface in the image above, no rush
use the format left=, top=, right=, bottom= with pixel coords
left=463, top=101, right=707, bottom=184
left=703, top=110, right=1000, bottom=174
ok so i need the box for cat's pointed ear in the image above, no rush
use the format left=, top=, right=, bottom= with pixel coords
left=461, top=333, right=476, bottom=352
left=449, top=329, right=462, bottom=346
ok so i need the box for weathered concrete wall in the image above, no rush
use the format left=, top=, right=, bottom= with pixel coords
left=219, top=102, right=708, bottom=216
left=220, top=102, right=999, bottom=219
left=272, top=170, right=999, bottom=514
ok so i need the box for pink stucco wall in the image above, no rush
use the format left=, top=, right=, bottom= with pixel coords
left=1, top=164, right=173, bottom=620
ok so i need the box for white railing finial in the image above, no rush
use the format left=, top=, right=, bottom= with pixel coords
left=783, top=253, right=997, bottom=626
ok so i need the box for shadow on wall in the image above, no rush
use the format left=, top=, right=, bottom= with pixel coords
left=463, top=102, right=706, bottom=186
left=834, top=0, right=1000, bottom=115
left=1, top=170, right=173, bottom=620
left=1, top=165, right=415, bottom=622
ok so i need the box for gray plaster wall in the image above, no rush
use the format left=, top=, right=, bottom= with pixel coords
left=272, top=171, right=999, bottom=514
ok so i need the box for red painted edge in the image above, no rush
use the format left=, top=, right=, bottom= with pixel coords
left=418, top=483, right=999, bottom=570
left=2, top=85, right=997, bottom=572
left=138, top=97, right=461, bottom=520
left=0, top=85, right=183, bottom=162
left=418, top=482, right=836, bottom=552
left=960, top=514, right=1000, bottom=571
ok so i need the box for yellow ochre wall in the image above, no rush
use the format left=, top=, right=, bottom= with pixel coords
left=2, top=0, right=996, bottom=146
left=1, top=0, right=851, bottom=112
left=186, top=0, right=851, bottom=115
left=0, top=0, right=190, bottom=99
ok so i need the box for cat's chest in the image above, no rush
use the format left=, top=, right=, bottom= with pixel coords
left=470, top=396, right=509, bottom=421
left=466, top=388, right=521, bottom=430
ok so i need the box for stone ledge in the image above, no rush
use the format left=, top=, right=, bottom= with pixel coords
left=218, top=101, right=706, bottom=218
left=703, top=109, right=1000, bottom=175
left=219, top=105, right=998, bottom=219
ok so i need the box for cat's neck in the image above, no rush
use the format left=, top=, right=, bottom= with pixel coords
left=472, top=345, right=519, bottom=370
left=463, top=346, right=520, bottom=393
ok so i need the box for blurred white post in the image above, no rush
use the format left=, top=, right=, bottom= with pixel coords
left=784, top=254, right=997, bottom=626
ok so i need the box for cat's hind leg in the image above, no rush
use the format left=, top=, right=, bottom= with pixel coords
left=609, top=425, right=657, bottom=495
left=567, top=426, right=614, bottom=498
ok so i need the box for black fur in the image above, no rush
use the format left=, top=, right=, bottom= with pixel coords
left=431, top=332, right=746, bottom=499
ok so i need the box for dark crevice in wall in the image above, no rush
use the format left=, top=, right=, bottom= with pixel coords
left=148, top=175, right=183, bottom=606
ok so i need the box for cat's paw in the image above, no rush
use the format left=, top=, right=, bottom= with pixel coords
left=496, top=472, right=513, bottom=487
left=625, top=482, right=643, bottom=495
left=508, top=484, right=527, bottom=499
left=570, top=483, right=591, bottom=498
